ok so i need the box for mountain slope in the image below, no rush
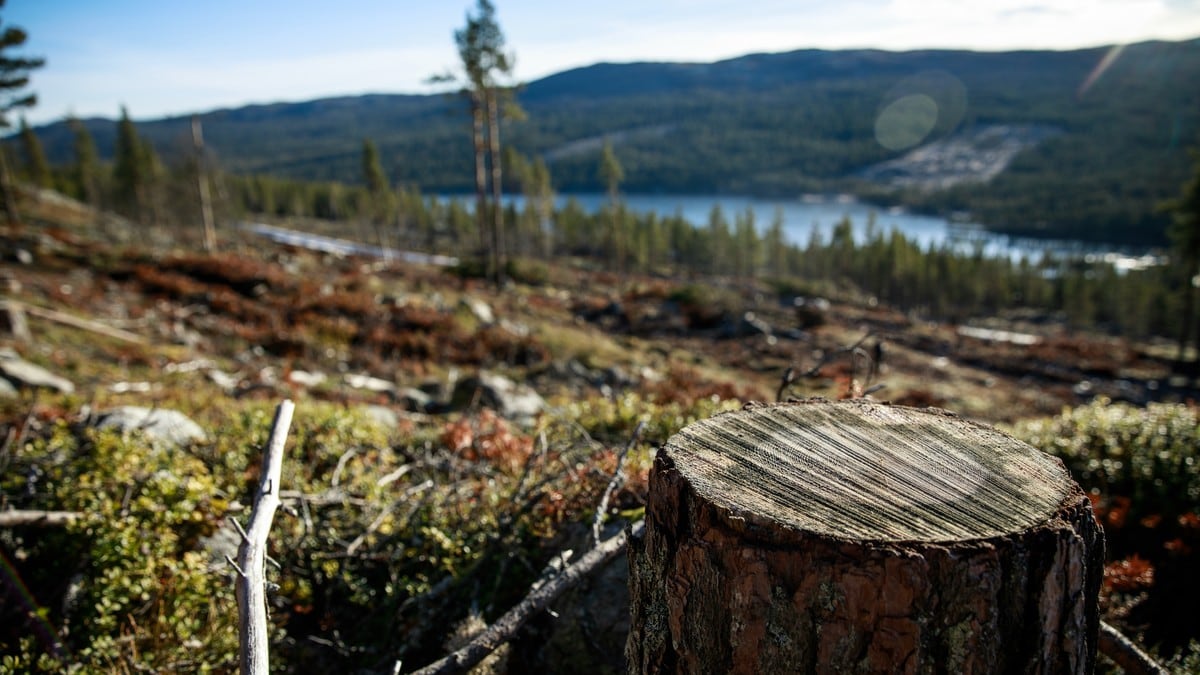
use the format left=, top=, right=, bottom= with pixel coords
left=30, top=39, right=1200, bottom=245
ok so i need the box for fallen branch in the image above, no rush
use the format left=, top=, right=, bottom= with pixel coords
left=20, top=301, right=146, bottom=345
left=234, top=400, right=295, bottom=675
left=1099, top=620, right=1167, bottom=675
left=0, top=510, right=81, bottom=527
left=408, top=520, right=644, bottom=675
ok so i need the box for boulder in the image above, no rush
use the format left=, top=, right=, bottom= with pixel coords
left=449, top=371, right=544, bottom=422
left=794, top=296, right=831, bottom=328
left=716, top=311, right=773, bottom=339
left=92, top=406, right=208, bottom=448
left=361, top=404, right=399, bottom=431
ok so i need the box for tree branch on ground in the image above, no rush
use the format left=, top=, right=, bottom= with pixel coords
left=1099, top=620, right=1168, bottom=675
left=406, top=520, right=644, bottom=675
left=232, top=399, right=294, bottom=675
left=0, top=510, right=80, bottom=527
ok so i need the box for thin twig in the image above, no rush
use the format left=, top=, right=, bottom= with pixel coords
left=347, top=480, right=434, bottom=556
left=331, top=448, right=358, bottom=488
left=592, top=420, right=644, bottom=547
left=377, top=464, right=412, bottom=488
left=1098, top=620, right=1168, bottom=675
left=799, top=332, right=874, bottom=379
left=408, top=520, right=644, bottom=675
left=776, top=366, right=796, bottom=402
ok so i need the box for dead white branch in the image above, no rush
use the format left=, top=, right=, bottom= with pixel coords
left=408, top=520, right=644, bottom=675
left=0, top=510, right=81, bottom=527
left=235, top=399, right=295, bottom=675
left=591, top=420, right=644, bottom=546
left=20, top=301, right=146, bottom=344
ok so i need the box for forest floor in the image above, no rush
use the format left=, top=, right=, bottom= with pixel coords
left=4, top=193, right=1193, bottom=429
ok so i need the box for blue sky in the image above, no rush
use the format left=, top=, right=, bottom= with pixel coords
left=8, top=0, right=1200, bottom=125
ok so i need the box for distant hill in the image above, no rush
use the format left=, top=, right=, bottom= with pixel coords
left=30, top=38, right=1200, bottom=245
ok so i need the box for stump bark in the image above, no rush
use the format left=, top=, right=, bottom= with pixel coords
left=627, top=400, right=1104, bottom=674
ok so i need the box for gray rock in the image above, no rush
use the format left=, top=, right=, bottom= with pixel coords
left=458, top=295, right=495, bottom=325
left=361, top=405, right=399, bottom=431
left=0, top=351, right=75, bottom=394
left=92, top=406, right=208, bottom=448
left=207, top=369, right=241, bottom=392
left=344, top=372, right=397, bottom=394
left=449, top=371, right=544, bottom=422
left=717, top=311, right=773, bottom=339
left=197, top=519, right=242, bottom=571
left=287, top=369, right=327, bottom=388
left=794, top=296, right=831, bottom=328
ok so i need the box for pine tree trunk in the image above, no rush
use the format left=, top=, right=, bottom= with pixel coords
left=470, top=94, right=489, bottom=276
left=486, top=88, right=505, bottom=285
left=0, top=147, right=21, bottom=227
left=628, top=400, right=1104, bottom=674
left=192, top=117, right=217, bottom=252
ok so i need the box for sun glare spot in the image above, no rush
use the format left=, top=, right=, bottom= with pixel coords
left=1078, top=43, right=1126, bottom=98
left=875, top=93, right=939, bottom=151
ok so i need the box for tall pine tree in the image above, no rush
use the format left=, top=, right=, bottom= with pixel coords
left=361, top=138, right=395, bottom=251
left=432, top=0, right=518, bottom=284
left=0, top=1, right=44, bottom=224
left=1163, top=145, right=1200, bottom=367
left=598, top=140, right=625, bottom=270
left=112, top=106, right=148, bottom=222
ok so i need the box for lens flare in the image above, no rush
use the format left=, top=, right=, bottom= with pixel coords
left=1078, top=43, right=1126, bottom=98
left=874, top=70, right=968, bottom=152
left=875, top=94, right=939, bottom=151
left=0, top=547, right=66, bottom=658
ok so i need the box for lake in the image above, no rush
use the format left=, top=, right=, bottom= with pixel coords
left=503, top=192, right=1165, bottom=271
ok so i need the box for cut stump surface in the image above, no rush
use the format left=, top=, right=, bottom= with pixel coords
left=628, top=399, right=1104, bottom=674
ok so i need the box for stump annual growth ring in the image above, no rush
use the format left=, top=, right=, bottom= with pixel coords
left=627, top=399, right=1104, bottom=674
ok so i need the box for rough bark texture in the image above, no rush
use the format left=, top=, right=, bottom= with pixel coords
left=628, top=399, right=1104, bottom=674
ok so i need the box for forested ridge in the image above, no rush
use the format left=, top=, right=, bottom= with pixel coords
left=26, top=38, right=1200, bottom=246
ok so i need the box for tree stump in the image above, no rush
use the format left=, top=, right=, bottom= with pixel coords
left=627, top=400, right=1104, bottom=674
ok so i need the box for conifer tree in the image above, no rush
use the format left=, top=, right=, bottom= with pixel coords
left=598, top=140, right=625, bottom=269
left=69, top=117, right=102, bottom=207
left=112, top=106, right=146, bottom=221
left=361, top=138, right=395, bottom=221
left=1163, top=145, right=1200, bottom=366
left=734, top=207, right=759, bottom=280
left=765, top=207, right=788, bottom=278
left=0, top=1, right=45, bottom=224
left=707, top=205, right=731, bottom=275
left=433, top=0, right=517, bottom=283
left=18, top=115, right=50, bottom=188
left=361, top=138, right=395, bottom=252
